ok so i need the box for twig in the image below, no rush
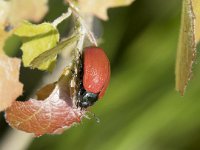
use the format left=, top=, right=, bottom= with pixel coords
left=78, top=17, right=98, bottom=46
left=69, top=2, right=98, bottom=46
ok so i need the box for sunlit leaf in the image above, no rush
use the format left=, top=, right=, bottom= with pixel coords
left=5, top=66, right=85, bottom=137
left=67, top=0, right=135, bottom=20
left=175, top=0, right=198, bottom=95
left=14, top=21, right=59, bottom=71
left=30, top=35, right=78, bottom=70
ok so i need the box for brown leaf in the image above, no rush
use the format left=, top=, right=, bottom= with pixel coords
left=175, top=0, right=200, bottom=95
left=175, top=0, right=195, bottom=95
left=0, top=52, right=23, bottom=111
left=5, top=69, right=85, bottom=137
left=36, top=83, right=56, bottom=100
left=0, top=0, right=48, bottom=26
left=67, top=0, right=135, bottom=20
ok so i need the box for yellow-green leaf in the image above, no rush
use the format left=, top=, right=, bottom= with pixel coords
left=175, top=0, right=200, bottom=95
left=30, top=35, right=78, bottom=70
left=14, top=21, right=59, bottom=71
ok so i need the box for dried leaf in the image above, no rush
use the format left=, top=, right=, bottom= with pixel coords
left=67, top=0, right=135, bottom=20
left=0, top=0, right=48, bottom=26
left=36, top=83, right=56, bottom=100
left=192, top=0, right=200, bottom=42
left=0, top=52, right=23, bottom=111
left=175, top=0, right=200, bottom=95
left=5, top=66, right=85, bottom=137
left=14, top=21, right=59, bottom=71
left=0, top=1, right=10, bottom=26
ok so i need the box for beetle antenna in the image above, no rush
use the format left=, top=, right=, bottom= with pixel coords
left=86, top=111, right=100, bottom=123
left=93, top=113, right=100, bottom=123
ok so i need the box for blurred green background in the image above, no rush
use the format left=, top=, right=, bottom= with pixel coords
left=3, top=0, right=200, bottom=149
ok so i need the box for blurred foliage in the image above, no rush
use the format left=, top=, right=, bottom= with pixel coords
left=3, top=0, right=200, bottom=149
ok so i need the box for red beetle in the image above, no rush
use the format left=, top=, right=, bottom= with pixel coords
left=77, top=47, right=110, bottom=108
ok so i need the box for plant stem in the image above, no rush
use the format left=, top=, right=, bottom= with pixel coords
left=77, top=27, right=86, bottom=52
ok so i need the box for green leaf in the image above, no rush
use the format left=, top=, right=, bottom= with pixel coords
left=14, top=21, right=59, bottom=71
left=30, top=35, right=79, bottom=70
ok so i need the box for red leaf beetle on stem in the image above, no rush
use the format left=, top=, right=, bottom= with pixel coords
left=77, top=47, right=110, bottom=108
